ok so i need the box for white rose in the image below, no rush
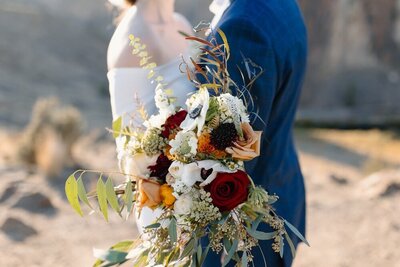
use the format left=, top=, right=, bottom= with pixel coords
left=174, top=194, right=193, bottom=215
left=123, top=153, right=159, bottom=178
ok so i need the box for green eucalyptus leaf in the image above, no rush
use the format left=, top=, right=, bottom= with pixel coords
left=132, top=249, right=149, bottom=267
left=222, top=239, right=238, bottom=267
left=65, top=174, right=83, bottom=216
left=92, top=259, right=103, bottom=267
left=199, top=243, right=210, bottom=267
left=285, top=232, right=297, bottom=258
left=169, top=247, right=181, bottom=263
left=144, top=222, right=161, bottom=229
left=105, top=178, right=120, bottom=215
left=181, top=238, right=196, bottom=259
left=112, top=117, right=122, bottom=138
left=241, top=252, right=248, bottom=267
left=111, top=240, right=134, bottom=251
left=191, top=255, right=197, bottom=267
left=279, top=236, right=284, bottom=258
left=223, top=237, right=231, bottom=252
left=169, top=217, right=177, bottom=244
left=251, top=214, right=264, bottom=232
left=284, top=220, right=309, bottom=246
left=196, top=244, right=202, bottom=266
left=93, top=248, right=128, bottom=264
left=97, top=177, right=108, bottom=221
left=246, top=227, right=277, bottom=240
left=165, top=246, right=179, bottom=266
left=124, top=181, right=133, bottom=219
left=218, top=212, right=230, bottom=225
left=77, top=176, right=93, bottom=210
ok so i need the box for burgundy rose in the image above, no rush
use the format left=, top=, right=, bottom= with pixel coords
left=148, top=154, right=172, bottom=182
left=161, top=110, right=188, bottom=138
left=204, top=170, right=250, bottom=212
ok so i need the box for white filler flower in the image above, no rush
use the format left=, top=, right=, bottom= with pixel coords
left=144, top=86, right=175, bottom=129
left=169, top=131, right=198, bottom=158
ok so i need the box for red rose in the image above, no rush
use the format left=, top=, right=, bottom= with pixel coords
left=161, top=110, right=188, bottom=138
left=205, top=170, right=250, bottom=212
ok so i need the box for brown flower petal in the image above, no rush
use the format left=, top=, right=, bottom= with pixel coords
left=226, top=123, right=262, bottom=161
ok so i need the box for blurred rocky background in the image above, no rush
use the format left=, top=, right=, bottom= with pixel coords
left=297, top=0, right=400, bottom=127
left=0, top=0, right=399, bottom=266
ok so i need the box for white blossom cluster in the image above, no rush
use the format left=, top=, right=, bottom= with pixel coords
left=169, top=131, right=198, bottom=159
left=217, top=93, right=250, bottom=125
left=143, top=85, right=175, bottom=129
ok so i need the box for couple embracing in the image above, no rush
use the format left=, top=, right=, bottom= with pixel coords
left=107, top=0, right=307, bottom=266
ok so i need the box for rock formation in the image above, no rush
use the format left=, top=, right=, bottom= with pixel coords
left=297, top=0, right=400, bottom=126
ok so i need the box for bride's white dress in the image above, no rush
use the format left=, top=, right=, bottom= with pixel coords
left=108, top=56, right=193, bottom=234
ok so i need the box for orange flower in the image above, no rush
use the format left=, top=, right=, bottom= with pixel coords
left=198, top=132, right=216, bottom=154
left=165, top=145, right=175, bottom=161
left=160, top=184, right=176, bottom=207
left=137, top=179, right=162, bottom=209
left=212, top=149, right=227, bottom=159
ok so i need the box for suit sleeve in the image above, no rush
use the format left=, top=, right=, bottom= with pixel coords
left=213, top=17, right=279, bottom=130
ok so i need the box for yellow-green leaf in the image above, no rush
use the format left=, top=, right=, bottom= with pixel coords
left=112, top=117, right=122, bottom=138
left=124, top=181, right=133, bottom=219
left=77, top=176, right=93, bottom=210
left=65, top=174, right=83, bottom=216
left=106, top=177, right=120, bottom=215
left=202, top=83, right=222, bottom=90
left=217, top=29, right=230, bottom=58
left=147, top=70, right=155, bottom=79
left=145, top=63, right=157, bottom=70
left=97, top=177, right=108, bottom=221
left=140, top=57, right=149, bottom=66
left=139, top=51, right=148, bottom=57
left=180, top=238, right=196, bottom=259
left=155, top=76, right=164, bottom=82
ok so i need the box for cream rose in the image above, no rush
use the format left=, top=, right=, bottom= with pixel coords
left=226, top=123, right=262, bottom=160
left=123, top=153, right=159, bottom=178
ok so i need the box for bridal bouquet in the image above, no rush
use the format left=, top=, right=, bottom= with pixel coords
left=66, top=31, right=307, bottom=267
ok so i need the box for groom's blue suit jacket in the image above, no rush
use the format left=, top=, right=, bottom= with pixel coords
left=203, top=0, right=307, bottom=266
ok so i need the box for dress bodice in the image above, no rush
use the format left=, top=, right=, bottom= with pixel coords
left=108, top=56, right=193, bottom=123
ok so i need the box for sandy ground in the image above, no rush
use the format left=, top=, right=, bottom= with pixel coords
left=1, top=128, right=399, bottom=267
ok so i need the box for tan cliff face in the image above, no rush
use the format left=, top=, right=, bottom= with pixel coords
left=297, top=0, right=400, bottom=126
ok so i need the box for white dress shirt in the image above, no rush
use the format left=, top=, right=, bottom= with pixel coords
left=210, top=0, right=231, bottom=29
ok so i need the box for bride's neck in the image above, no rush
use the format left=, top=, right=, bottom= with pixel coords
left=135, top=0, right=175, bottom=24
